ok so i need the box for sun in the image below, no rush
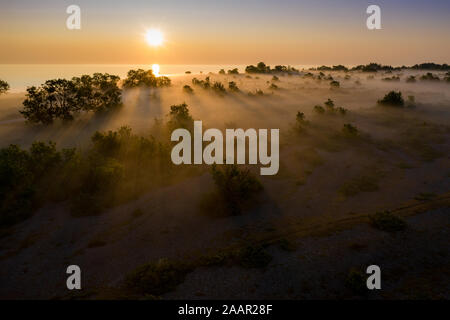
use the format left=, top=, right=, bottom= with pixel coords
left=152, top=64, right=160, bottom=76
left=145, top=29, right=163, bottom=47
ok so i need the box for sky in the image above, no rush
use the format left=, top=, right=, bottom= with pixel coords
left=1, top=0, right=449, bottom=65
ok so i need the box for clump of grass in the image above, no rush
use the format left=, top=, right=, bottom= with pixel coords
left=124, top=258, right=192, bottom=296
left=369, top=211, right=406, bottom=232
left=235, top=245, right=272, bottom=269
left=212, top=81, right=226, bottom=94
left=377, top=91, right=405, bottom=107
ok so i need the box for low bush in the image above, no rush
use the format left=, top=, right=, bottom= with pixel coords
left=377, top=91, right=404, bottom=107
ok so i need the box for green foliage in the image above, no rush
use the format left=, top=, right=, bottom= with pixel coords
left=0, top=79, right=10, bottom=95
left=210, top=165, right=263, bottom=215
left=167, top=102, right=194, bottom=131
left=191, top=77, right=211, bottom=89
left=420, top=72, right=440, bottom=81
left=125, top=258, right=192, bottom=296
left=369, top=211, right=406, bottom=232
left=122, top=69, right=171, bottom=88
left=339, top=173, right=378, bottom=197
left=377, top=91, right=405, bottom=107
left=1, top=126, right=173, bottom=222
left=20, top=74, right=122, bottom=124
left=212, top=81, right=226, bottom=94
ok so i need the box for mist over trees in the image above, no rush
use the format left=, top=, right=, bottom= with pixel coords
left=245, top=62, right=299, bottom=74
left=0, top=79, right=9, bottom=95
left=20, top=74, right=122, bottom=124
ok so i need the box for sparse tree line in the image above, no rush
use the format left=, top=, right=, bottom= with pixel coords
left=8, top=69, right=171, bottom=125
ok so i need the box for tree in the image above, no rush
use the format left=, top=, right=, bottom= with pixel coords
left=21, top=79, right=78, bottom=124
left=0, top=79, right=9, bottom=95
left=72, top=73, right=122, bottom=113
left=20, top=74, right=122, bottom=124
left=123, top=69, right=171, bottom=88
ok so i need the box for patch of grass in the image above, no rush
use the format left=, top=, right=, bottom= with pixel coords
left=124, top=258, right=192, bottom=296
left=369, top=211, right=406, bottom=232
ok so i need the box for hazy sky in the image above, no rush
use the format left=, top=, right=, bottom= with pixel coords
left=1, top=0, right=449, bottom=65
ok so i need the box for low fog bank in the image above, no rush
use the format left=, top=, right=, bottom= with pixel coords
left=0, top=70, right=449, bottom=148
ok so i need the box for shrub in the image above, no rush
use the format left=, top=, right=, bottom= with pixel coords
left=167, top=103, right=194, bottom=131
left=210, top=165, right=263, bottom=215
left=0, top=79, right=10, bottom=95
left=228, top=81, right=239, bottom=92
left=342, top=123, right=358, bottom=136
left=218, top=69, right=225, bottom=75
left=269, top=83, right=278, bottom=90
left=377, top=91, right=404, bottom=107
left=212, top=81, right=226, bottom=94
left=183, top=85, right=194, bottom=94
left=227, top=68, right=239, bottom=74
left=314, top=105, right=325, bottom=114
left=345, top=269, right=367, bottom=296
left=420, top=73, right=440, bottom=81
left=125, top=258, right=192, bottom=295
left=369, top=211, right=406, bottom=232
left=406, top=76, right=416, bottom=83
left=330, top=80, right=340, bottom=88
left=272, top=76, right=279, bottom=81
